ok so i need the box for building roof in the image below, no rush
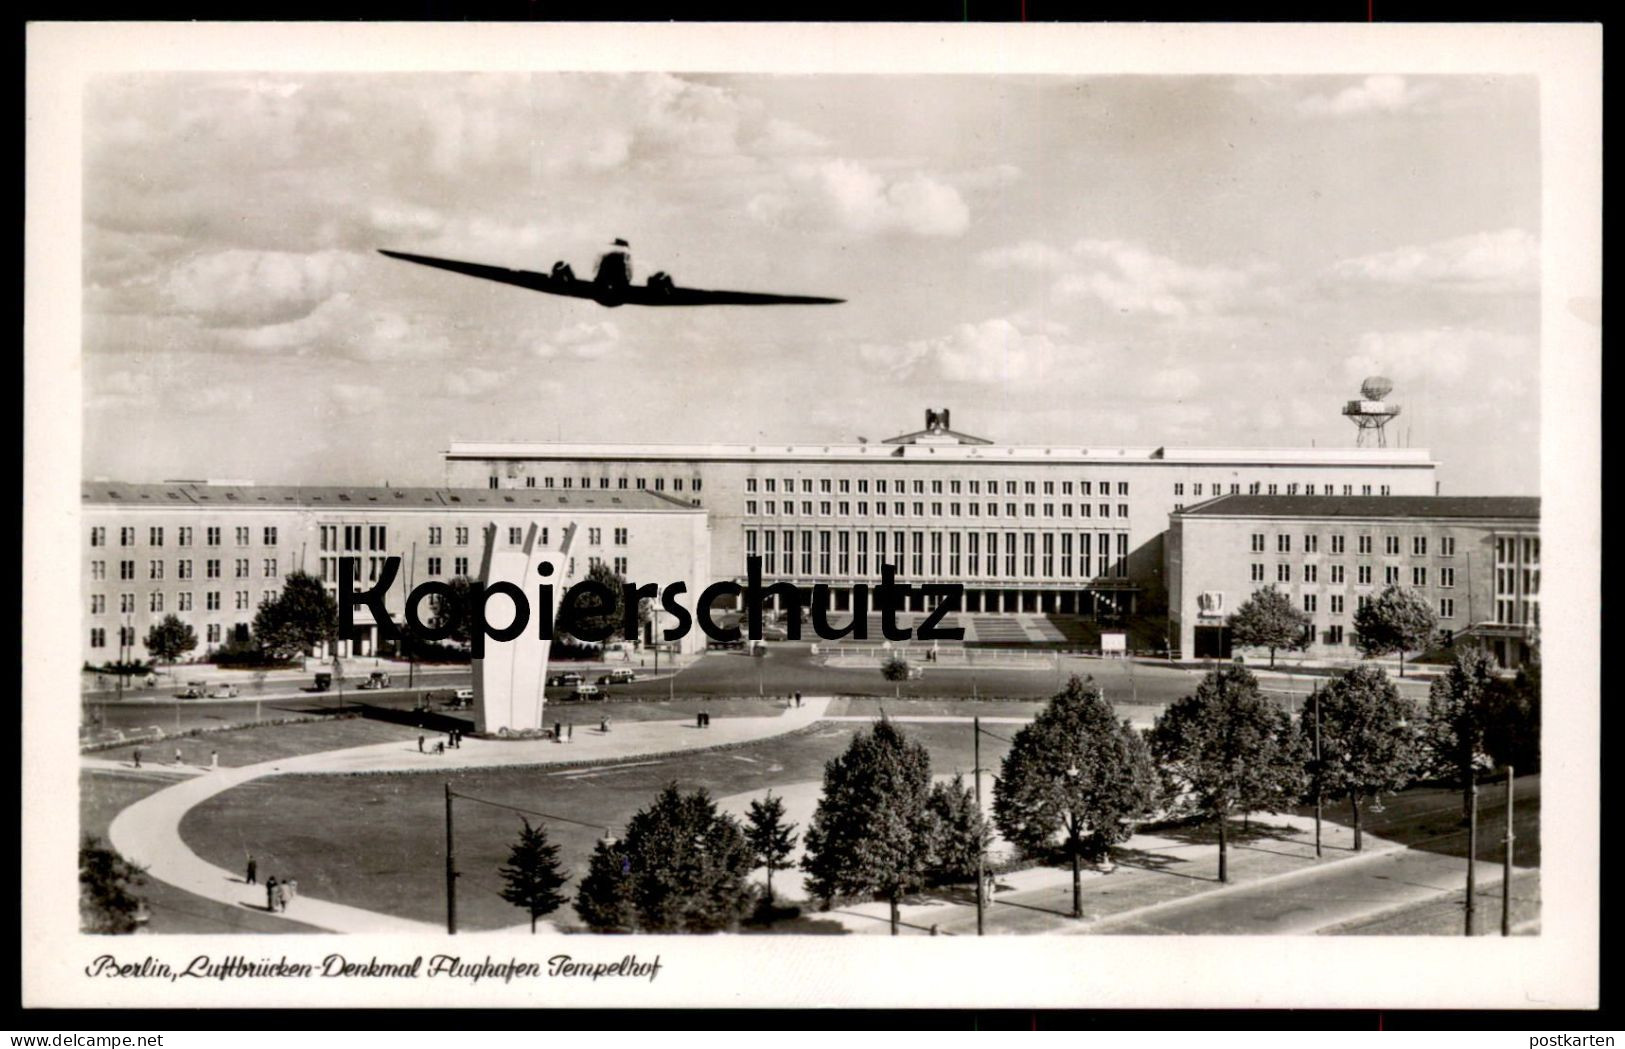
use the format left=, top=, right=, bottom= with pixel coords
left=81, top=482, right=702, bottom=513
left=1176, top=494, right=1540, bottom=521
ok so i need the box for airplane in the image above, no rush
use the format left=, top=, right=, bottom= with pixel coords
left=377, top=239, right=844, bottom=308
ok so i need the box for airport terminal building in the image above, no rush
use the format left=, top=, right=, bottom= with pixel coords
left=81, top=481, right=711, bottom=666
left=1166, top=494, right=1540, bottom=668
left=444, top=410, right=1441, bottom=631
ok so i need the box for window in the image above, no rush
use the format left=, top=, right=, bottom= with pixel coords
left=1358, top=565, right=1372, bottom=585
left=1118, top=483, right=1128, bottom=496
left=1412, top=536, right=1428, bottom=556
left=177, top=593, right=192, bottom=611
left=614, top=527, right=628, bottom=545
left=1080, top=482, right=1092, bottom=496
left=1440, top=598, right=1455, bottom=619
left=1267, top=484, right=1278, bottom=495
left=456, top=527, right=469, bottom=546
left=149, top=527, right=164, bottom=546
left=1287, top=483, right=1299, bottom=495
left=206, top=592, right=220, bottom=611
left=91, top=561, right=105, bottom=580
left=509, top=527, right=523, bottom=545
left=1118, top=504, right=1129, bottom=518
left=1358, top=535, right=1373, bottom=555
left=90, top=594, right=105, bottom=615
left=149, top=560, right=164, bottom=580
left=1251, top=534, right=1265, bottom=553
left=1098, top=503, right=1110, bottom=518
left=454, top=557, right=469, bottom=576
left=1412, top=566, right=1427, bottom=586
left=1174, top=483, right=1185, bottom=497
left=427, top=526, right=442, bottom=545
left=1251, top=563, right=1265, bottom=582
left=1194, top=483, right=1204, bottom=496
left=1380, top=485, right=1391, bottom=496
left=1329, top=625, right=1344, bottom=644
left=120, top=527, right=135, bottom=546
left=1384, top=566, right=1400, bottom=585
left=1330, top=564, right=1344, bottom=584
left=120, top=560, right=135, bottom=580
left=1440, top=567, right=1455, bottom=588
left=1304, top=564, right=1318, bottom=583
left=1277, top=564, right=1291, bottom=583
left=1277, top=534, right=1291, bottom=553
left=428, top=556, right=442, bottom=576
left=263, top=558, right=277, bottom=578
left=1385, top=535, right=1400, bottom=556
left=1331, top=535, right=1345, bottom=554
left=207, top=624, right=221, bottom=644
left=90, top=527, right=105, bottom=547
left=1303, top=594, right=1317, bottom=613
left=205, top=527, right=220, bottom=546
left=1362, top=485, right=1373, bottom=496
left=263, top=526, right=278, bottom=545
left=1005, top=532, right=1018, bottom=577
left=235, top=558, right=250, bottom=579
left=1304, top=534, right=1319, bottom=553
left=588, top=528, right=602, bottom=545
left=1330, top=594, right=1344, bottom=614
left=235, top=590, right=250, bottom=610
left=90, top=628, right=106, bottom=649
left=1249, top=482, right=1261, bottom=495
left=747, top=479, right=758, bottom=493
left=655, top=478, right=666, bottom=491
left=823, top=501, right=834, bottom=516
left=119, top=593, right=136, bottom=614
left=236, top=526, right=250, bottom=546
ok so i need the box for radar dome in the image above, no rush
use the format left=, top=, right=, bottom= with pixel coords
left=1360, top=376, right=1394, bottom=401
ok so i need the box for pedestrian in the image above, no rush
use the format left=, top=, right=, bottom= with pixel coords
left=246, top=854, right=257, bottom=885
left=276, top=881, right=289, bottom=912
left=795, top=690, right=802, bottom=708
left=600, top=715, right=609, bottom=733
left=418, top=735, right=424, bottom=753
left=697, top=712, right=704, bottom=729
left=265, top=876, right=278, bottom=912
left=436, top=740, right=445, bottom=755
left=210, top=750, right=218, bottom=770
left=174, top=746, right=183, bottom=766
left=287, top=878, right=298, bottom=902
left=132, top=747, right=141, bottom=769
left=554, top=722, right=562, bottom=742
left=566, top=723, right=573, bottom=741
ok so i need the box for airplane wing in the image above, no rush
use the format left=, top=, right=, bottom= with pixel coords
left=618, top=285, right=845, bottom=307
left=377, top=249, right=599, bottom=300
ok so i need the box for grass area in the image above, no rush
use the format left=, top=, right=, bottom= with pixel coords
left=180, top=717, right=1014, bottom=932
left=92, top=717, right=427, bottom=769
left=547, top=696, right=793, bottom=722
left=80, top=770, right=323, bottom=934
left=824, top=696, right=1160, bottom=719
left=1322, top=870, right=1541, bottom=935
left=1288, top=776, right=1540, bottom=868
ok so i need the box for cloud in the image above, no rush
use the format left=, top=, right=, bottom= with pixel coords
left=1330, top=228, right=1538, bottom=294
left=860, top=317, right=1079, bottom=385
left=750, top=159, right=970, bottom=238
left=1297, top=76, right=1438, bottom=117
left=1343, top=328, right=1531, bottom=386
left=162, top=249, right=364, bottom=328
left=975, top=240, right=1073, bottom=272
left=532, top=320, right=622, bottom=361
left=446, top=367, right=507, bottom=398
left=1055, top=240, right=1276, bottom=318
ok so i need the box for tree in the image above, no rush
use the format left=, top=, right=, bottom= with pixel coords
left=880, top=653, right=911, bottom=697
left=1226, top=587, right=1313, bottom=669
left=927, top=773, right=992, bottom=887
left=1299, top=665, right=1420, bottom=851
left=497, top=819, right=570, bottom=932
left=745, top=791, right=799, bottom=904
left=801, top=718, right=936, bottom=935
left=1482, top=660, right=1540, bottom=773
left=1421, top=647, right=1500, bottom=819
left=429, top=575, right=477, bottom=648
left=1150, top=665, right=1307, bottom=883
left=142, top=614, right=197, bottom=671
left=253, top=572, right=337, bottom=660
left=1352, top=584, right=1438, bottom=678
left=993, top=676, right=1157, bottom=917
left=558, top=560, right=633, bottom=643
left=573, top=783, right=755, bottom=933
left=80, top=835, right=147, bottom=934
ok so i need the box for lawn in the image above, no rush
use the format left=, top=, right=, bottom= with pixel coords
left=179, top=717, right=1015, bottom=933
left=91, top=717, right=429, bottom=769
left=80, top=770, right=324, bottom=934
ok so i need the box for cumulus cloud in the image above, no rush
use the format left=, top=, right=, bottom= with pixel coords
left=1055, top=240, right=1276, bottom=318
left=975, top=240, right=1073, bottom=271
left=859, top=317, right=1078, bottom=384
left=1343, top=328, right=1531, bottom=386
left=222, top=293, right=450, bottom=362
left=1330, top=228, right=1538, bottom=294
left=532, top=320, right=621, bottom=361
left=446, top=367, right=507, bottom=398
left=1297, top=76, right=1438, bottom=117
left=162, top=249, right=364, bottom=328
left=749, top=159, right=970, bottom=238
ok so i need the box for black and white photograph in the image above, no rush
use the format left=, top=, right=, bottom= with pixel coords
left=23, top=22, right=1599, bottom=1011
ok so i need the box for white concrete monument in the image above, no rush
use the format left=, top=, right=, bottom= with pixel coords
left=471, top=520, right=577, bottom=736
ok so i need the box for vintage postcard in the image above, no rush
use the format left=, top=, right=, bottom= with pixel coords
left=23, top=22, right=1600, bottom=1009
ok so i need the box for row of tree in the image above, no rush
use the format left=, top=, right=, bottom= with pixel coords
left=499, top=644, right=1537, bottom=933
left=1227, top=582, right=1442, bottom=676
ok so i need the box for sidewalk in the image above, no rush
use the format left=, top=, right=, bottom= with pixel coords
left=105, top=697, right=832, bottom=934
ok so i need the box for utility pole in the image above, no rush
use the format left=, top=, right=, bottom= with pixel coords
left=1465, top=771, right=1478, bottom=936
left=1312, top=689, right=1323, bottom=859
left=406, top=542, right=416, bottom=690
left=444, top=783, right=458, bottom=935
left=974, top=716, right=984, bottom=936
left=1502, top=766, right=1515, bottom=937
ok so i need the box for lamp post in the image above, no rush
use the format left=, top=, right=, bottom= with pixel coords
left=1502, top=765, right=1515, bottom=936
left=974, top=715, right=985, bottom=936
left=1312, top=688, right=1323, bottom=859
left=1465, top=770, right=1478, bottom=936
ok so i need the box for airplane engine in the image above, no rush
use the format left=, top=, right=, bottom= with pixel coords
left=551, top=261, right=575, bottom=281
left=648, top=271, right=674, bottom=295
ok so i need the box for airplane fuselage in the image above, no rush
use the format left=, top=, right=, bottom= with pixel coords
left=592, top=249, right=632, bottom=307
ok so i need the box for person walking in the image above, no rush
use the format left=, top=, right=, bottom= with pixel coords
left=246, top=854, right=257, bottom=885
left=174, top=746, right=183, bottom=766
left=275, top=880, right=289, bottom=912
left=132, top=747, right=141, bottom=769
left=210, top=750, right=218, bottom=770
left=265, top=876, right=278, bottom=912
left=418, top=735, right=425, bottom=753
left=286, top=878, right=298, bottom=903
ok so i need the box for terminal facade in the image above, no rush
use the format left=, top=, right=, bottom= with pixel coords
left=1166, top=494, right=1540, bottom=668
left=444, top=410, right=1440, bottom=623
left=81, top=481, right=711, bottom=666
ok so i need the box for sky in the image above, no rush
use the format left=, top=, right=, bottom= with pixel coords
left=82, top=72, right=1541, bottom=494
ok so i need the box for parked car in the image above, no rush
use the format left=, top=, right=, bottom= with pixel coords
left=453, top=687, right=475, bottom=706
left=357, top=671, right=392, bottom=690
left=312, top=672, right=333, bottom=692
left=597, top=668, right=637, bottom=685
left=548, top=671, right=584, bottom=687
left=570, top=684, right=604, bottom=701
left=174, top=685, right=205, bottom=699
left=207, top=684, right=239, bottom=699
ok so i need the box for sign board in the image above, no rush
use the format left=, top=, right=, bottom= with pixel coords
left=1101, top=632, right=1128, bottom=655
left=1197, top=591, right=1225, bottom=618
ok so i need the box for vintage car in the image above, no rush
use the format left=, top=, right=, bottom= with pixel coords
left=597, top=668, right=637, bottom=685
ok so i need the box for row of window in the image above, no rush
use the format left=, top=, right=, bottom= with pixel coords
left=90, top=622, right=241, bottom=648
left=490, top=476, right=701, bottom=493
left=745, top=478, right=1133, bottom=497
left=1176, top=483, right=1392, bottom=498
left=87, top=559, right=278, bottom=581
left=316, top=525, right=631, bottom=552
left=744, top=500, right=1130, bottom=521
left=89, top=526, right=279, bottom=548
left=1250, top=563, right=1459, bottom=587
left=743, top=529, right=1130, bottom=581
left=90, top=589, right=272, bottom=615
left=315, top=553, right=632, bottom=585
left=1250, top=534, right=1461, bottom=557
